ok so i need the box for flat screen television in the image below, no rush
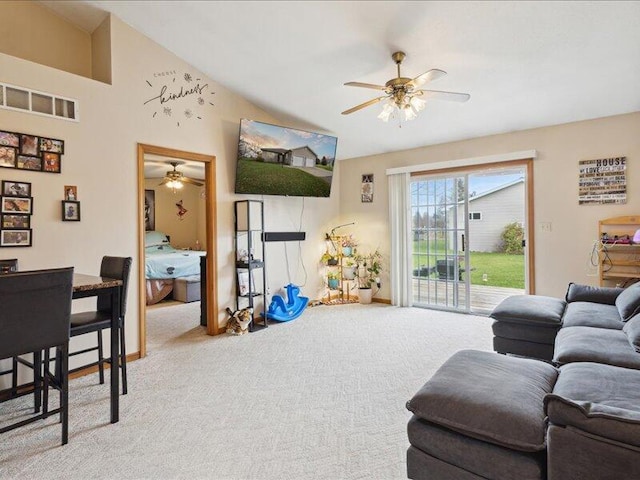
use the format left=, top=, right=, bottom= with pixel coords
left=235, top=118, right=338, bottom=198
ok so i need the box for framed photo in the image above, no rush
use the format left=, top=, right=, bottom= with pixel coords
left=39, top=137, right=64, bottom=154
left=0, top=229, right=32, bottom=247
left=64, top=185, right=77, bottom=201
left=0, top=131, right=20, bottom=148
left=1, top=214, right=30, bottom=229
left=43, top=152, right=61, bottom=173
left=2, top=180, right=31, bottom=197
left=144, top=189, right=155, bottom=231
left=62, top=200, right=80, bottom=221
left=17, top=155, right=42, bottom=171
left=19, top=134, right=39, bottom=156
left=237, top=269, right=255, bottom=296
left=361, top=173, right=374, bottom=203
left=1, top=196, right=33, bottom=214
left=0, top=146, right=17, bottom=168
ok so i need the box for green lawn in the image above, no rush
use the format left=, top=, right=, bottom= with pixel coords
left=236, top=158, right=331, bottom=197
left=413, top=240, right=524, bottom=289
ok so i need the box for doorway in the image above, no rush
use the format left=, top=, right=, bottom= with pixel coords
left=410, top=160, right=533, bottom=313
left=137, top=144, right=218, bottom=358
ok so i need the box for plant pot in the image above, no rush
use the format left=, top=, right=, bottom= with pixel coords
left=342, top=246, right=353, bottom=257
left=342, top=266, right=356, bottom=280
left=328, top=278, right=340, bottom=289
left=358, top=288, right=372, bottom=304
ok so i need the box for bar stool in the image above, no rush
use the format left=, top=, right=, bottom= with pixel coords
left=68, top=256, right=132, bottom=394
left=0, top=267, right=74, bottom=445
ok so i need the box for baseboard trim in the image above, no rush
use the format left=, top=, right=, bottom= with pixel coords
left=69, top=351, right=141, bottom=380
left=373, top=298, right=391, bottom=304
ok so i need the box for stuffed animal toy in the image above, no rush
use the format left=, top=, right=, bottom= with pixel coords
left=225, top=307, right=252, bottom=335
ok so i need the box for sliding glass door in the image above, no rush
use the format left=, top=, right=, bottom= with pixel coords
left=411, top=175, right=470, bottom=311
left=409, top=165, right=528, bottom=313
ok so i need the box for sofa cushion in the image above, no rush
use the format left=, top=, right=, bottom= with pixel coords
left=553, top=326, right=640, bottom=370
left=545, top=362, right=640, bottom=448
left=490, top=295, right=565, bottom=326
left=616, top=282, right=640, bottom=321
left=407, top=417, right=547, bottom=480
left=492, top=320, right=560, bottom=344
left=565, top=282, right=623, bottom=305
left=561, top=302, right=623, bottom=330
left=623, top=313, right=640, bottom=352
left=406, top=350, right=558, bottom=452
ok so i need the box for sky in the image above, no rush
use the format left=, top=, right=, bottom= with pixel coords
left=241, top=119, right=338, bottom=160
left=468, top=172, right=523, bottom=196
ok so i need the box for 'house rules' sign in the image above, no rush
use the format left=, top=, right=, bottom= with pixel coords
left=578, top=157, right=627, bottom=205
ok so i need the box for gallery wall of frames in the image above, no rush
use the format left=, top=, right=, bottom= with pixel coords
left=0, top=129, right=67, bottom=248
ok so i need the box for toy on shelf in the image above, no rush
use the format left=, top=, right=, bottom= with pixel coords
left=265, top=283, right=309, bottom=322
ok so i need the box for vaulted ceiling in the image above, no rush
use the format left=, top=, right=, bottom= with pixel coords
left=43, top=1, right=640, bottom=161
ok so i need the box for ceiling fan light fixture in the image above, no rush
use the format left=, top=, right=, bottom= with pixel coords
left=377, top=102, right=395, bottom=122
left=166, top=179, right=184, bottom=190
left=403, top=104, right=418, bottom=121
left=409, top=95, right=426, bottom=112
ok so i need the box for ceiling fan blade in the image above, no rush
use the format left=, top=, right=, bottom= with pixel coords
left=181, top=177, right=204, bottom=187
left=419, top=89, right=471, bottom=103
left=344, top=81, right=388, bottom=91
left=408, top=69, right=447, bottom=88
left=341, top=96, right=387, bottom=115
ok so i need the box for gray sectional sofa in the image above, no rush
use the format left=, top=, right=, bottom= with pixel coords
left=406, top=282, right=640, bottom=480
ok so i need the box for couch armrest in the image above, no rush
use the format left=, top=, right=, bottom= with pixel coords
left=565, top=282, right=624, bottom=305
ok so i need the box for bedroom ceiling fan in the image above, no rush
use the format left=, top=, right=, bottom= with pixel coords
left=158, top=161, right=203, bottom=190
left=342, top=51, right=470, bottom=123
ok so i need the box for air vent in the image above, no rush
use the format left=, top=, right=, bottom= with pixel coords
left=0, top=82, right=78, bottom=122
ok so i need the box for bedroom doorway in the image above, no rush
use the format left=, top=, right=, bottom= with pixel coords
left=137, top=143, right=218, bottom=358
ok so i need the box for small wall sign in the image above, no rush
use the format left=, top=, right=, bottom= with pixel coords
left=578, top=156, right=626, bottom=205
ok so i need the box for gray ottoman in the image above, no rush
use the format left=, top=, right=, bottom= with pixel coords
left=173, top=275, right=201, bottom=302
left=491, top=295, right=566, bottom=361
left=406, top=350, right=558, bottom=480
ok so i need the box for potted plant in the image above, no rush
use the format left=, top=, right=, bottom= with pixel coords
left=342, top=258, right=357, bottom=280
left=341, top=235, right=357, bottom=257
left=354, top=249, right=382, bottom=304
left=320, top=250, right=339, bottom=266
left=327, top=271, right=340, bottom=290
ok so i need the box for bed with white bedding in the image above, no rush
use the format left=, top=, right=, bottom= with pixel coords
left=145, top=231, right=206, bottom=305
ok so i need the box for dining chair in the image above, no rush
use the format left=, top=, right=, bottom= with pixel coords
left=0, top=267, right=74, bottom=445
left=68, top=256, right=132, bottom=394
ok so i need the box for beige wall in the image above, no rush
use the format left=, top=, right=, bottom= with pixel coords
left=0, top=11, right=340, bottom=370
left=144, top=179, right=203, bottom=250
left=339, top=112, right=640, bottom=299
left=0, top=1, right=93, bottom=80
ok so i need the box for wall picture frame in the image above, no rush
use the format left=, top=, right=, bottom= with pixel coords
left=144, top=189, right=155, bottom=231
left=19, top=134, right=39, bottom=156
left=0, top=229, right=32, bottom=247
left=0, top=131, right=20, bottom=148
left=1, top=196, right=33, bottom=214
left=62, top=200, right=80, bottom=221
left=64, top=185, right=77, bottom=201
left=1, top=214, right=30, bottom=229
left=2, top=180, right=31, bottom=197
left=0, top=146, right=17, bottom=168
left=39, top=136, right=64, bottom=154
left=43, top=152, right=61, bottom=173
left=17, top=155, right=42, bottom=171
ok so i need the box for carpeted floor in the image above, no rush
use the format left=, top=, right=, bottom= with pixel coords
left=0, top=303, right=493, bottom=479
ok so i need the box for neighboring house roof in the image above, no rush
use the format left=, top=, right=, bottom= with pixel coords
left=468, top=178, right=524, bottom=202
left=261, top=147, right=290, bottom=154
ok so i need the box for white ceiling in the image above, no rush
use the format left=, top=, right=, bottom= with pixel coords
left=45, top=1, right=640, bottom=161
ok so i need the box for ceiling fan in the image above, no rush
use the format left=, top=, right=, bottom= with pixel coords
left=158, top=161, right=203, bottom=189
left=342, top=51, right=470, bottom=122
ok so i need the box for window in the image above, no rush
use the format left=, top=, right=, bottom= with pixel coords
left=469, top=212, right=482, bottom=220
left=0, top=82, right=78, bottom=121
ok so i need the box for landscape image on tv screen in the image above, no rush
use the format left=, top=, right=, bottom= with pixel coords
left=235, top=119, right=338, bottom=198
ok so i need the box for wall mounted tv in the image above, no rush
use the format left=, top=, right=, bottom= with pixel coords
left=235, top=118, right=338, bottom=198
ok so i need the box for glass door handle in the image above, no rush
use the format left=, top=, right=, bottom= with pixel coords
left=461, top=234, right=465, bottom=252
